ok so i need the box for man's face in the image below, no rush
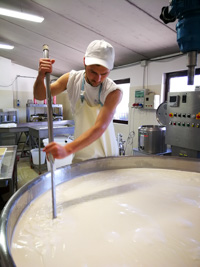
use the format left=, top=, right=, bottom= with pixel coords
left=85, top=64, right=110, bottom=87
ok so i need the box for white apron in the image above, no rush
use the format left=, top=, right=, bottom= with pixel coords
left=72, top=76, right=119, bottom=163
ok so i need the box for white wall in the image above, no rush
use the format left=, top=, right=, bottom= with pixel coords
left=109, top=54, right=200, bottom=155
left=11, top=63, right=39, bottom=122
left=0, top=57, right=57, bottom=123
left=0, top=57, right=13, bottom=108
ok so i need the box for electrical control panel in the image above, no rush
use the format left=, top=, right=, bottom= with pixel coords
left=166, top=91, right=200, bottom=155
left=144, top=93, right=160, bottom=109
left=133, top=89, right=149, bottom=108
left=133, top=89, right=160, bottom=109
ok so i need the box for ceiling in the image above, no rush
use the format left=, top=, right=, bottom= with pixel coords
left=0, top=0, right=179, bottom=77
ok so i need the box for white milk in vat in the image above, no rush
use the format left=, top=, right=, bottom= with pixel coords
left=11, top=168, right=200, bottom=266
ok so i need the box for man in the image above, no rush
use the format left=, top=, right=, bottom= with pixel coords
left=34, top=40, right=122, bottom=163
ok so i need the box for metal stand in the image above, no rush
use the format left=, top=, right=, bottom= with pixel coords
left=28, top=123, right=74, bottom=174
left=26, top=103, right=63, bottom=122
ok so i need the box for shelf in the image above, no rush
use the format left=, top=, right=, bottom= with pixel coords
left=26, top=103, right=62, bottom=108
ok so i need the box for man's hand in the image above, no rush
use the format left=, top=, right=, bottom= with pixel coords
left=34, top=58, right=55, bottom=100
left=43, top=142, right=72, bottom=159
left=39, top=58, right=55, bottom=78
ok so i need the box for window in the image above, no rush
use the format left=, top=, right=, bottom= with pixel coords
left=113, top=78, right=130, bottom=124
left=164, top=68, right=200, bottom=101
left=170, top=75, right=200, bottom=92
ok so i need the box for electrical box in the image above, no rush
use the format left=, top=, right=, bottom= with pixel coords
left=133, top=89, right=160, bottom=109
left=133, top=89, right=149, bottom=108
left=144, top=93, right=160, bottom=109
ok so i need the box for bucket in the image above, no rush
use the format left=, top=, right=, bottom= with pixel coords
left=31, top=148, right=46, bottom=165
left=43, top=137, right=73, bottom=170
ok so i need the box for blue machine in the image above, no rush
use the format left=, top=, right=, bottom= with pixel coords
left=160, top=0, right=200, bottom=85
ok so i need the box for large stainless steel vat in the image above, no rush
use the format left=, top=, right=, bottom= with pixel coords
left=0, top=156, right=200, bottom=267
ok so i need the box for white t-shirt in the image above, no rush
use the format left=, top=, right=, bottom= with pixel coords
left=67, top=70, right=120, bottom=114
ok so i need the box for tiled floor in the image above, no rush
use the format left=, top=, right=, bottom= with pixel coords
left=17, top=157, right=46, bottom=188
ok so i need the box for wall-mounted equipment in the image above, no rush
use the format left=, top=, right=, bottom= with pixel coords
left=133, top=89, right=160, bottom=109
left=133, top=89, right=149, bottom=108
left=144, top=93, right=160, bottom=110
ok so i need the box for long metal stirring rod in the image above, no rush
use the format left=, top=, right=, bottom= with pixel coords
left=43, top=44, right=57, bottom=219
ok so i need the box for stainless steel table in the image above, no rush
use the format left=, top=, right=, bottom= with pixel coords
left=0, top=146, right=17, bottom=207
left=0, top=120, right=74, bottom=157
left=29, top=122, right=75, bottom=174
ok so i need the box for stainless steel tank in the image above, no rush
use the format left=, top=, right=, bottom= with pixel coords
left=0, top=156, right=200, bottom=267
left=138, top=125, right=167, bottom=154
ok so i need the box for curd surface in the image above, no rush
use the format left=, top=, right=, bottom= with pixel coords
left=11, top=168, right=200, bottom=267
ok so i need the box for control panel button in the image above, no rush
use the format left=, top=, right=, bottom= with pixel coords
left=182, top=114, right=186, bottom=118
left=187, top=123, right=190, bottom=127
left=182, top=122, right=185, bottom=126
left=191, top=114, right=196, bottom=119
left=178, top=113, right=181, bottom=117
left=182, top=95, right=187, bottom=103
left=196, top=113, right=200, bottom=119
left=169, top=113, right=173, bottom=118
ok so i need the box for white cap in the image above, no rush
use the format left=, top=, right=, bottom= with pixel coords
left=85, top=40, right=115, bottom=70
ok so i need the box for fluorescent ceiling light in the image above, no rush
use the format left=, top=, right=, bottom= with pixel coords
left=0, top=44, right=14, bottom=49
left=0, top=7, right=44, bottom=23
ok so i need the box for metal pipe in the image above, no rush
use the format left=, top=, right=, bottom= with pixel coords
left=187, top=51, right=197, bottom=85
left=43, top=44, right=57, bottom=219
